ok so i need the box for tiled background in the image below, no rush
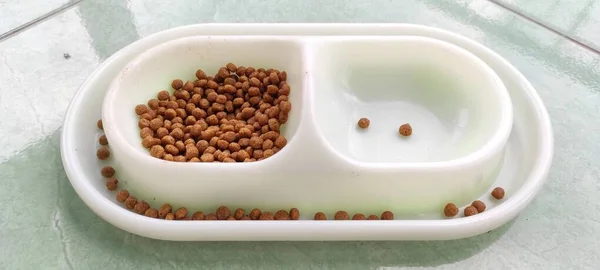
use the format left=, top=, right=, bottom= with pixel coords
left=1, top=0, right=599, bottom=269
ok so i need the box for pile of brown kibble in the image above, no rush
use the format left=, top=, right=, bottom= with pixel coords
left=135, top=63, right=291, bottom=163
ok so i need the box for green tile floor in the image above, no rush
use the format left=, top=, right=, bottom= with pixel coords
left=1, top=0, right=599, bottom=269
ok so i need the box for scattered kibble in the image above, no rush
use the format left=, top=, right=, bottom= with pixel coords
left=192, top=211, right=205, bottom=220
left=133, top=64, right=292, bottom=163
left=367, top=215, right=379, bottom=220
left=227, top=216, right=236, bottom=220
left=289, top=208, right=299, bottom=220
left=216, top=206, right=230, bottom=220
left=381, top=211, right=394, bottom=220
left=97, top=119, right=103, bottom=130
left=249, top=208, right=261, bottom=220
left=444, top=203, right=459, bottom=217
left=352, top=213, right=366, bottom=220
left=274, top=210, right=290, bottom=220
left=357, top=118, right=370, bottom=129
left=116, top=190, right=129, bottom=203
left=124, top=196, right=137, bottom=210
left=175, top=207, right=188, bottom=220
left=399, top=123, right=412, bottom=136
left=464, top=206, right=478, bottom=217
left=314, top=212, right=327, bottom=220
left=234, top=208, right=245, bottom=220
left=491, top=187, right=505, bottom=200
left=165, top=213, right=175, bottom=220
left=471, top=200, right=486, bottom=213
left=101, top=166, right=115, bottom=178
left=96, top=147, right=110, bottom=160
left=158, top=203, right=172, bottom=219
left=144, top=208, right=159, bottom=218
left=98, top=135, right=108, bottom=145
left=259, top=212, right=274, bottom=220
left=105, top=178, right=118, bottom=191
left=334, top=211, right=349, bottom=220
left=134, top=201, right=150, bottom=215
left=205, top=213, right=218, bottom=220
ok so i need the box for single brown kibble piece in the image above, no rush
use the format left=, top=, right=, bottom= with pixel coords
left=134, top=201, right=150, bottom=215
left=444, top=203, right=459, bottom=217
left=226, top=216, right=236, bottom=220
left=171, top=79, right=184, bottom=89
left=96, top=147, right=110, bottom=160
left=105, top=178, right=118, bottom=191
left=357, top=118, right=370, bottom=129
left=192, top=211, right=205, bottom=220
left=135, top=104, right=148, bottom=115
left=399, top=123, right=412, bottom=136
left=98, top=135, right=108, bottom=145
left=464, top=206, right=478, bottom=217
left=289, top=208, right=300, bottom=220
left=97, top=119, right=103, bottom=130
left=314, top=212, right=327, bottom=220
left=274, top=210, right=290, bottom=220
left=216, top=206, right=231, bottom=220
left=205, top=213, right=218, bottom=220
left=116, top=190, right=129, bottom=203
left=249, top=208, right=261, bottom=220
left=144, top=208, right=159, bottom=218
left=471, top=200, right=486, bottom=213
left=491, top=187, right=505, bottom=200
left=352, top=213, right=366, bottom=220
left=367, top=215, right=379, bottom=220
left=259, top=212, right=274, bottom=220
left=234, top=208, right=245, bottom=220
left=158, top=203, right=172, bottom=219
left=381, top=211, right=394, bottom=220
left=124, top=196, right=137, bottom=210
left=101, top=166, right=115, bottom=178
left=150, top=145, right=165, bottom=159
left=175, top=207, right=188, bottom=220
left=165, top=213, right=175, bottom=220
left=334, top=211, right=350, bottom=220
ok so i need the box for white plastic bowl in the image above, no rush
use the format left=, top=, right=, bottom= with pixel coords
left=101, top=35, right=513, bottom=214
left=60, top=23, right=553, bottom=241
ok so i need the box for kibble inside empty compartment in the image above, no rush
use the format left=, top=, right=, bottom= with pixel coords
left=309, top=36, right=512, bottom=164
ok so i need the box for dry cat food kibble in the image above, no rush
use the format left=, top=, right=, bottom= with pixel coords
left=357, top=118, right=370, bottom=129
left=98, top=135, right=108, bottom=145
left=464, top=206, right=478, bottom=217
left=289, top=208, right=300, bottom=220
left=134, top=63, right=292, bottom=163
left=471, top=200, right=486, bottom=213
left=381, top=211, right=394, bottom=220
left=274, top=210, right=290, bottom=220
left=491, top=187, right=505, bottom=200
left=96, top=147, right=110, bottom=160
left=367, top=215, right=379, bottom=220
left=352, top=213, right=366, bottom=220
left=334, top=211, right=350, bottom=220
left=314, top=212, right=327, bottom=220
left=444, top=203, right=459, bottom=217
left=101, top=166, right=115, bottom=178
left=399, top=123, right=412, bottom=136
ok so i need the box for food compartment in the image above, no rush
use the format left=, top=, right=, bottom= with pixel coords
left=308, top=36, right=512, bottom=164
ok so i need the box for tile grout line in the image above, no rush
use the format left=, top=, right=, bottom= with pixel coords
left=0, top=0, right=84, bottom=43
left=487, top=0, right=600, bottom=55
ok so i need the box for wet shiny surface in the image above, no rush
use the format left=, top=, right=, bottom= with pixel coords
left=1, top=0, right=599, bottom=268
